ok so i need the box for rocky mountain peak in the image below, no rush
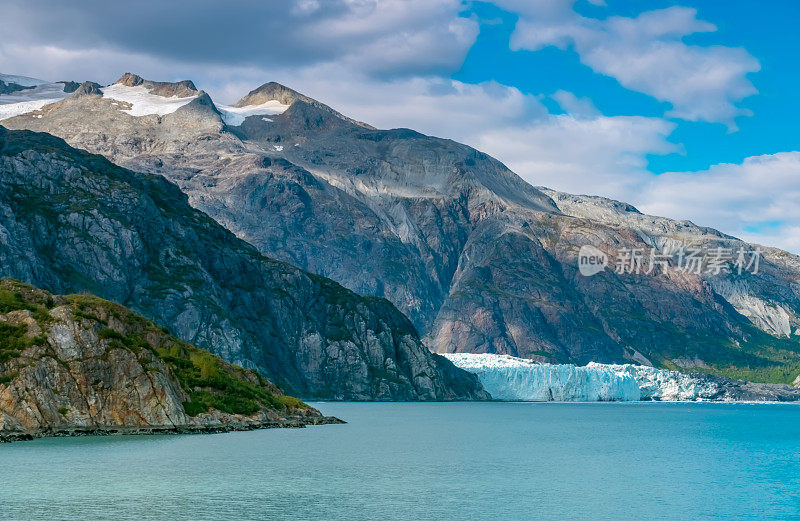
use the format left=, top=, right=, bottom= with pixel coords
left=234, top=81, right=374, bottom=129
left=113, top=72, right=198, bottom=98
left=114, top=72, right=145, bottom=87
left=234, top=81, right=315, bottom=108
left=57, top=81, right=81, bottom=93
left=69, top=81, right=103, bottom=98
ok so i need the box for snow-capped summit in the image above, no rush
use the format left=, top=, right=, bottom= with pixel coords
left=113, top=72, right=198, bottom=98
left=96, top=73, right=202, bottom=117
left=219, top=81, right=373, bottom=129
left=234, top=81, right=315, bottom=109
left=216, top=83, right=292, bottom=126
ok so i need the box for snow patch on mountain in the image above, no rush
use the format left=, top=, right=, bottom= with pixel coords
left=0, top=99, right=58, bottom=121
left=0, top=81, right=70, bottom=121
left=101, top=84, right=198, bottom=117
left=218, top=101, right=289, bottom=126
left=444, top=353, right=722, bottom=401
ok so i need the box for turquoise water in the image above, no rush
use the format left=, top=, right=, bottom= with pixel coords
left=2, top=402, right=800, bottom=520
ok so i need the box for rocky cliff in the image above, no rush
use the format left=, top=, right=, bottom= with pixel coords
left=0, top=127, right=488, bottom=401
left=0, top=279, right=341, bottom=442
left=3, top=72, right=800, bottom=384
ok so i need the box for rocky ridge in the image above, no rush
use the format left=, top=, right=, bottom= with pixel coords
left=0, top=279, right=341, bottom=442
left=114, top=72, right=199, bottom=98
left=233, top=81, right=374, bottom=129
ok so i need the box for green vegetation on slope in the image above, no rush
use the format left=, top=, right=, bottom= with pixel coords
left=637, top=323, right=800, bottom=385
left=156, top=343, right=305, bottom=416
left=0, top=279, right=308, bottom=416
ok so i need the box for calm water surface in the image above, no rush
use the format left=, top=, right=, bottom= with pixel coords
left=2, top=402, right=800, bottom=520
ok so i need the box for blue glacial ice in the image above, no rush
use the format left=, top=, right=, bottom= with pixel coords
left=443, top=353, right=721, bottom=401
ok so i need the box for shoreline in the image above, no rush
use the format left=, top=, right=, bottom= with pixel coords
left=0, top=415, right=344, bottom=443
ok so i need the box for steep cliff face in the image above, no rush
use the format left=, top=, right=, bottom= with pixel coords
left=0, top=127, right=487, bottom=401
left=4, top=73, right=800, bottom=383
left=0, top=279, right=339, bottom=441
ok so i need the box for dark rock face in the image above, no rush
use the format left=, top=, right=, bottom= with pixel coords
left=69, top=81, right=103, bottom=97
left=57, top=81, right=81, bottom=93
left=0, top=127, right=488, bottom=401
left=0, top=279, right=341, bottom=442
left=0, top=80, right=33, bottom=95
left=4, top=73, right=800, bottom=384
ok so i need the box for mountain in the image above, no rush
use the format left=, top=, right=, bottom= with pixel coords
left=3, top=72, right=800, bottom=384
left=0, top=126, right=487, bottom=401
left=0, top=279, right=341, bottom=442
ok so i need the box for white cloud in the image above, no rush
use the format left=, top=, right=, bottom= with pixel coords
left=638, top=153, right=800, bottom=253
left=497, top=2, right=760, bottom=128
left=0, top=44, right=170, bottom=86
left=475, top=114, right=676, bottom=197
left=287, top=72, right=545, bottom=135
left=744, top=226, right=800, bottom=255
left=551, top=90, right=600, bottom=119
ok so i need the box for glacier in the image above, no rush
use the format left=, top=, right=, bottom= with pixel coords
left=443, top=353, right=722, bottom=401
left=0, top=80, right=71, bottom=121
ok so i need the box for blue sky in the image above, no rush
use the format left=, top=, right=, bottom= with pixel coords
left=1, top=0, right=798, bottom=251
left=458, top=0, right=800, bottom=174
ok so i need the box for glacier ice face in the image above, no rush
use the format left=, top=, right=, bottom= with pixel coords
left=444, top=353, right=721, bottom=402
left=604, top=363, right=721, bottom=401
